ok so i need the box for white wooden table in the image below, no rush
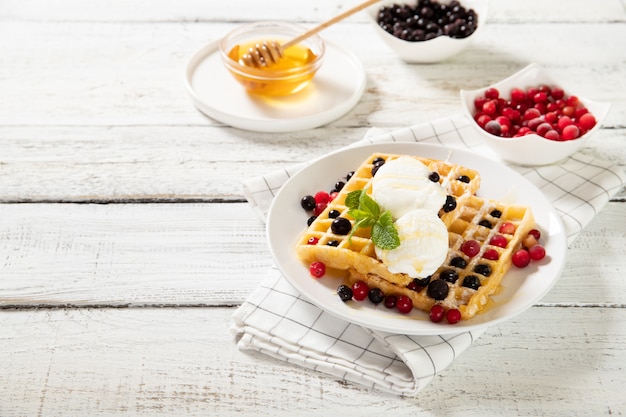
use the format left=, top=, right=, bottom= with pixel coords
left=1, top=0, right=625, bottom=415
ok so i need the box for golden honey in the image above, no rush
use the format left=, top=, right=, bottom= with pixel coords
left=227, top=40, right=320, bottom=96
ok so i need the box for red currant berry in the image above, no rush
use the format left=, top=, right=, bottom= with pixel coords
left=460, top=240, right=481, bottom=257
left=529, top=244, right=546, bottom=261
left=482, top=249, right=500, bottom=260
left=528, top=229, right=541, bottom=240
left=396, top=295, right=413, bottom=314
left=489, top=234, right=508, bottom=248
left=352, top=281, right=369, bottom=301
left=314, top=191, right=330, bottom=205
left=512, top=249, right=531, bottom=268
left=309, top=262, right=326, bottom=278
left=446, top=308, right=462, bottom=324
left=429, top=305, right=446, bottom=322
left=384, top=295, right=398, bottom=309
left=314, top=202, right=327, bottom=216
left=307, top=237, right=319, bottom=245
left=499, top=222, right=517, bottom=235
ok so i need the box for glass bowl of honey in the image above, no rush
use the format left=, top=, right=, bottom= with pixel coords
left=219, top=21, right=326, bottom=97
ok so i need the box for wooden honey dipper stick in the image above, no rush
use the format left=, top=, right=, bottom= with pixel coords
left=239, top=0, right=381, bottom=68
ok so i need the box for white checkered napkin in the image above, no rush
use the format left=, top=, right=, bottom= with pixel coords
left=232, top=113, right=625, bottom=395
left=232, top=266, right=484, bottom=394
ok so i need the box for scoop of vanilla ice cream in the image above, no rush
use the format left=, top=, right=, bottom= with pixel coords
left=375, top=209, right=449, bottom=278
left=372, top=156, right=446, bottom=219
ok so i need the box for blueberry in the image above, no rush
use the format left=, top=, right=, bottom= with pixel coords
left=474, top=264, right=492, bottom=277
left=479, top=219, right=493, bottom=229
left=450, top=256, right=467, bottom=269
left=334, top=181, right=345, bottom=192
left=301, top=195, right=316, bottom=211
left=307, top=216, right=317, bottom=226
left=427, top=279, right=449, bottom=300
left=327, top=240, right=339, bottom=247
left=346, top=171, right=355, bottom=181
left=490, top=209, right=502, bottom=218
left=462, top=275, right=481, bottom=290
left=368, top=288, right=385, bottom=304
left=428, top=172, right=440, bottom=182
left=337, top=285, right=353, bottom=302
left=439, top=269, right=459, bottom=283
left=457, top=175, right=471, bottom=183
left=328, top=210, right=340, bottom=219
left=331, top=217, right=352, bottom=235
left=443, top=195, right=457, bottom=212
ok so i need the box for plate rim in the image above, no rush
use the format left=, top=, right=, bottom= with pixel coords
left=184, top=39, right=367, bottom=133
left=266, top=142, right=568, bottom=335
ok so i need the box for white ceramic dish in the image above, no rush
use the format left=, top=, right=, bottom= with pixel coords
left=460, top=63, right=611, bottom=166
left=267, top=142, right=567, bottom=336
left=367, top=0, right=488, bottom=63
left=185, top=40, right=366, bottom=133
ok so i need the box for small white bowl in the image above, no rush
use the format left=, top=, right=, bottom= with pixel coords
left=367, top=0, right=488, bottom=64
left=460, top=63, right=611, bottom=166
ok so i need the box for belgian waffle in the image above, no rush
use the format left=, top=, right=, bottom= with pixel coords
left=296, top=153, right=481, bottom=288
left=296, top=152, right=535, bottom=321
left=348, top=193, right=535, bottom=320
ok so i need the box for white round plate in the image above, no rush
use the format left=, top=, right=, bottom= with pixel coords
left=185, top=40, right=366, bottom=133
left=267, top=143, right=567, bottom=335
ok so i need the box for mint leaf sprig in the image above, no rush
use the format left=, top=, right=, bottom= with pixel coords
left=345, top=189, right=400, bottom=250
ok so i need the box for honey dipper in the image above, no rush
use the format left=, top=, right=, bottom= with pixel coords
left=239, top=0, right=381, bottom=68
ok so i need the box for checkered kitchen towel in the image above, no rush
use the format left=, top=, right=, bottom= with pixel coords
left=231, top=113, right=625, bottom=395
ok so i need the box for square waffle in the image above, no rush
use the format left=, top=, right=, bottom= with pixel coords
left=296, top=153, right=535, bottom=321
left=296, top=153, right=481, bottom=288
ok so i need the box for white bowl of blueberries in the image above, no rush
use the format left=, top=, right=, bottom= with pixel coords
left=367, top=0, right=488, bottom=63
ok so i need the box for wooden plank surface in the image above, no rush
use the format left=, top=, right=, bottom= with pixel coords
left=0, top=0, right=625, bottom=414
left=0, top=202, right=624, bottom=307
left=0, top=307, right=624, bottom=416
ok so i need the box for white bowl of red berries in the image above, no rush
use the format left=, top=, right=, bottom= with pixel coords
left=367, top=0, right=488, bottom=63
left=460, top=63, right=611, bottom=166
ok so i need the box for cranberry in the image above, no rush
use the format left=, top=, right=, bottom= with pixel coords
left=446, top=308, right=462, bottom=324
left=579, top=112, right=596, bottom=130
left=429, top=305, right=446, bottom=322
left=396, top=295, right=413, bottom=314
left=309, top=262, right=326, bottom=278
left=485, top=87, right=499, bottom=99
left=512, top=249, right=531, bottom=268
left=352, top=281, right=369, bottom=301
left=460, top=239, right=480, bottom=257
left=561, top=124, right=580, bottom=140
left=484, top=120, right=501, bottom=135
